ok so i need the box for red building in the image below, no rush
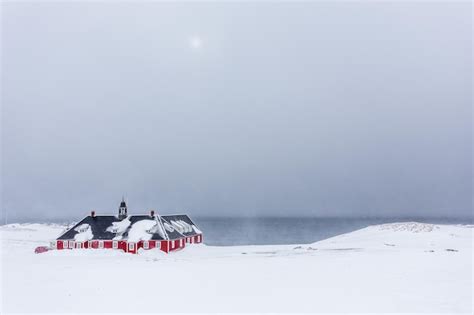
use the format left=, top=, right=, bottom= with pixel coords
left=53, top=199, right=203, bottom=254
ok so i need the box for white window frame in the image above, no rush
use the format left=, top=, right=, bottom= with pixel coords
left=128, top=242, right=135, bottom=251
left=63, top=240, right=68, bottom=248
left=113, top=241, right=118, bottom=249
left=69, top=241, right=74, bottom=248
left=88, top=241, right=92, bottom=248
left=143, top=241, right=149, bottom=250
left=179, top=239, right=183, bottom=247
left=76, top=242, right=81, bottom=249
left=99, top=241, right=104, bottom=249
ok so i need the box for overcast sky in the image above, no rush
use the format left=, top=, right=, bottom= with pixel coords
left=1, top=2, right=472, bottom=221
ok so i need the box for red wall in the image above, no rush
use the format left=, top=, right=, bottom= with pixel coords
left=118, top=241, right=126, bottom=251
left=161, top=240, right=169, bottom=253
left=55, top=236, right=201, bottom=254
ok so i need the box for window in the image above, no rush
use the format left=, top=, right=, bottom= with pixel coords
left=179, top=239, right=183, bottom=247
left=63, top=241, right=68, bottom=249
left=69, top=241, right=74, bottom=248
left=143, top=241, right=149, bottom=249
left=99, top=241, right=104, bottom=249
left=76, top=242, right=81, bottom=249
left=113, top=241, right=118, bottom=249
left=129, top=243, right=134, bottom=250
left=88, top=241, right=92, bottom=248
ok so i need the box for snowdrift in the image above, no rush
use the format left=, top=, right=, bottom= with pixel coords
left=0, top=222, right=472, bottom=313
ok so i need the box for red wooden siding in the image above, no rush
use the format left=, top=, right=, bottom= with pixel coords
left=118, top=241, right=126, bottom=251
left=55, top=235, right=201, bottom=254
left=161, top=240, right=169, bottom=253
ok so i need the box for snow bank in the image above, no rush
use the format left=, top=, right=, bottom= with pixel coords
left=310, top=222, right=473, bottom=252
left=127, top=220, right=157, bottom=242
left=1, top=222, right=471, bottom=313
left=73, top=224, right=93, bottom=242
left=378, top=221, right=436, bottom=232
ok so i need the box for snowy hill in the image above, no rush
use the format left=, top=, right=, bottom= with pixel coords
left=1, top=222, right=472, bottom=313
left=312, top=222, right=472, bottom=250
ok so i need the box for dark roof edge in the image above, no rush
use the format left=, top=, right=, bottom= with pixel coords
left=161, top=214, right=199, bottom=227
left=79, top=213, right=191, bottom=218
left=56, top=216, right=90, bottom=240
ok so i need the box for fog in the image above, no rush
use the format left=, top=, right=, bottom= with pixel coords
left=1, top=2, right=472, bottom=221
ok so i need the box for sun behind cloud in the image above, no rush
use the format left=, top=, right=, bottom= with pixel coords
left=189, top=35, right=203, bottom=50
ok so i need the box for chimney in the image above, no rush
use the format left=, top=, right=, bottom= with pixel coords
left=91, top=210, right=96, bottom=217
left=150, top=210, right=155, bottom=217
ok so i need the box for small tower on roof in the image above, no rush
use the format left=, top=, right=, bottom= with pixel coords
left=118, top=197, right=128, bottom=219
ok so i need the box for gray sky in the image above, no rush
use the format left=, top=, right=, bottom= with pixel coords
left=1, top=2, right=472, bottom=221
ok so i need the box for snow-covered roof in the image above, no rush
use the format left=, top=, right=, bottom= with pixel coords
left=73, top=224, right=93, bottom=242
left=126, top=219, right=156, bottom=242
left=57, top=214, right=202, bottom=241
left=160, top=214, right=201, bottom=237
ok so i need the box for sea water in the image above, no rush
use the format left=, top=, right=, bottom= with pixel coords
left=191, top=216, right=472, bottom=246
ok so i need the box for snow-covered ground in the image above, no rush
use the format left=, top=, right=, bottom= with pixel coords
left=0, top=222, right=472, bottom=313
